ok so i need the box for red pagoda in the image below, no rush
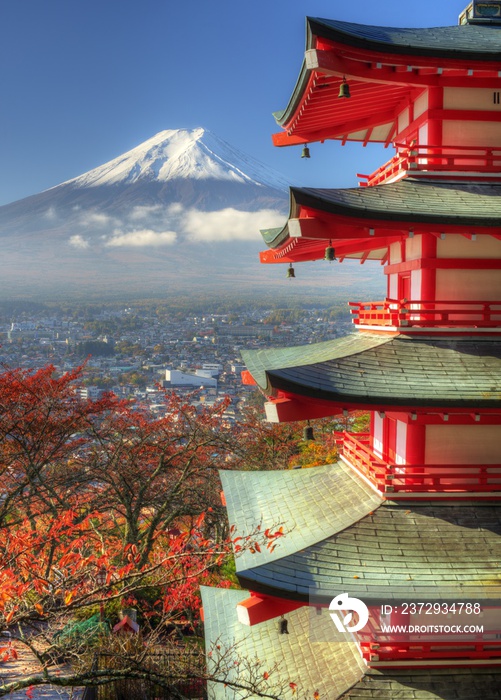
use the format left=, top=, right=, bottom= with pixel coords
left=202, top=3, right=501, bottom=698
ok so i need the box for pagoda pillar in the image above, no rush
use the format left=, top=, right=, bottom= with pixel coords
left=420, top=234, right=437, bottom=303
left=405, top=422, right=426, bottom=464
left=426, top=87, right=443, bottom=155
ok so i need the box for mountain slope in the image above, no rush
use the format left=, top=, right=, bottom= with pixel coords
left=59, top=128, right=288, bottom=190
left=0, top=128, right=288, bottom=228
left=0, top=128, right=383, bottom=300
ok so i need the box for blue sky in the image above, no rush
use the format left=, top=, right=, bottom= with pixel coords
left=0, top=0, right=468, bottom=205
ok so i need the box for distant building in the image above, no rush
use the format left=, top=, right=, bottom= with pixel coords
left=201, top=363, right=223, bottom=376
left=215, top=326, right=274, bottom=339
left=76, top=386, right=103, bottom=401
left=164, top=369, right=217, bottom=388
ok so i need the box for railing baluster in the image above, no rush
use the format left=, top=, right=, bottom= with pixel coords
left=340, top=433, right=501, bottom=495
left=360, top=143, right=501, bottom=186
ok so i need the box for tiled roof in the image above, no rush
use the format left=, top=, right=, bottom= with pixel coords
left=296, top=182, right=501, bottom=224
left=201, top=586, right=364, bottom=700
left=241, top=333, right=388, bottom=388
left=262, top=182, right=501, bottom=249
left=242, top=334, right=501, bottom=409
left=221, top=462, right=382, bottom=572
left=237, top=494, right=501, bottom=602
left=340, top=668, right=501, bottom=699
left=309, top=18, right=501, bottom=59
left=202, top=587, right=501, bottom=699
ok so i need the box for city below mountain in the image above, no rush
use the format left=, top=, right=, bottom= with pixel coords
left=0, top=128, right=382, bottom=300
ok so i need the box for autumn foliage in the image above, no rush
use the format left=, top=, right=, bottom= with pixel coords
left=0, top=365, right=240, bottom=695
left=0, top=364, right=356, bottom=698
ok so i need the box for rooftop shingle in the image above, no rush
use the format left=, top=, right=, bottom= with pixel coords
left=309, top=18, right=501, bottom=59
left=242, top=334, right=501, bottom=409
left=262, top=181, right=501, bottom=249
left=237, top=495, right=501, bottom=603
left=202, top=586, right=365, bottom=700
left=221, top=462, right=382, bottom=572
left=202, top=587, right=501, bottom=699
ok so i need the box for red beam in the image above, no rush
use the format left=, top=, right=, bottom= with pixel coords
left=237, top=594, right=304, bottom=626
left=273, top=108, right=397, bottom=147
left=308, top=42, right=501, bottom=83
left=385, top=258, right=501, bottom=275
left=305, top=49, right=438, bottom=87
left=264, top=397, right=343, bottom=422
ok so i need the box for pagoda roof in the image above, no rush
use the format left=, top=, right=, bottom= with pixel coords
left=308, top=19, right=501, bottom=61
left=202, top=587, right=501, bottom=698
left=220, top=461, right=382, bottom=572
left=261, top=181, right=501, bottom=262
left=202, top=586, right=364, bottom=700
left=273, top=18, right=501, bottom=146
left=241, top=334, right=501, bottom=410
left=340, top=669, right=501, bottom=699
left=220, top=461, right=501, bottom=603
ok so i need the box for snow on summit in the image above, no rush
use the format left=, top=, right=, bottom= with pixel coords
left=62, top=128, right=288, bottom=191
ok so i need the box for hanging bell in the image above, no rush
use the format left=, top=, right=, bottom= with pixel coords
left=301, top=145, right=311, bottom=159
left=338, top=77, right=351, bottom=99
left=324, top=243, right=336, bottom=262
left=279, top=617, right=289, bottom=634
left=303, top=425, right=314, bottom=441
left=286, top=263, right=295, bottom=279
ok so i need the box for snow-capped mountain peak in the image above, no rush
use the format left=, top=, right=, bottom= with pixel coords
left=59, top=128, right=288, bottom=192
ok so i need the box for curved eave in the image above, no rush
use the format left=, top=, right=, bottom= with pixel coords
left=274, top=18, right=501, bottom=145
left=259, top=182, right=501, bottom=263
left=273, top=61, right=403, bottom=147
left=220, top=462, right=382, bottom=572
left=308, top=18, right=501, bottom=60
left=242, top=335, right=501, bottom=410
left=237, top=502, right=501, bottom=604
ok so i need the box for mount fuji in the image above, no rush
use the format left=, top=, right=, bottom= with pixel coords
left=0, top=127, right=382, bottom=300
left=0, top=128, right=293, bottom=298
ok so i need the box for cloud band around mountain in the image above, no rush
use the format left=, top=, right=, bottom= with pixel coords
left=104, top=229, right=178, bottom=248
left=67, top=205, right=284, bottom=249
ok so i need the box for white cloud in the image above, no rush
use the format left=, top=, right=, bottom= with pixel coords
left=104, top=229, right=177, bottom=248
left=129, top=204, right=163, bottom=221
left=79, top=211, right=115, bottom=227
left=44, top=206, right=57, bottom=221
left=167, top=202, right=183, bottom=216
left=68, top=234, right=90, bottom=250
left=66, top=204, right=284, bottom=250
left=181, top=207, right=284, bottom=242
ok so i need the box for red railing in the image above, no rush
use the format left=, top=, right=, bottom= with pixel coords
left=336, top=431, right=501, bottom=495
left=349, top=298, right=501, bottom=329
left=354, top=603, right=501, bottom=663
left=358, top=143, right=501, bottom=186
left=359, top=638, right=501, bottom=663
